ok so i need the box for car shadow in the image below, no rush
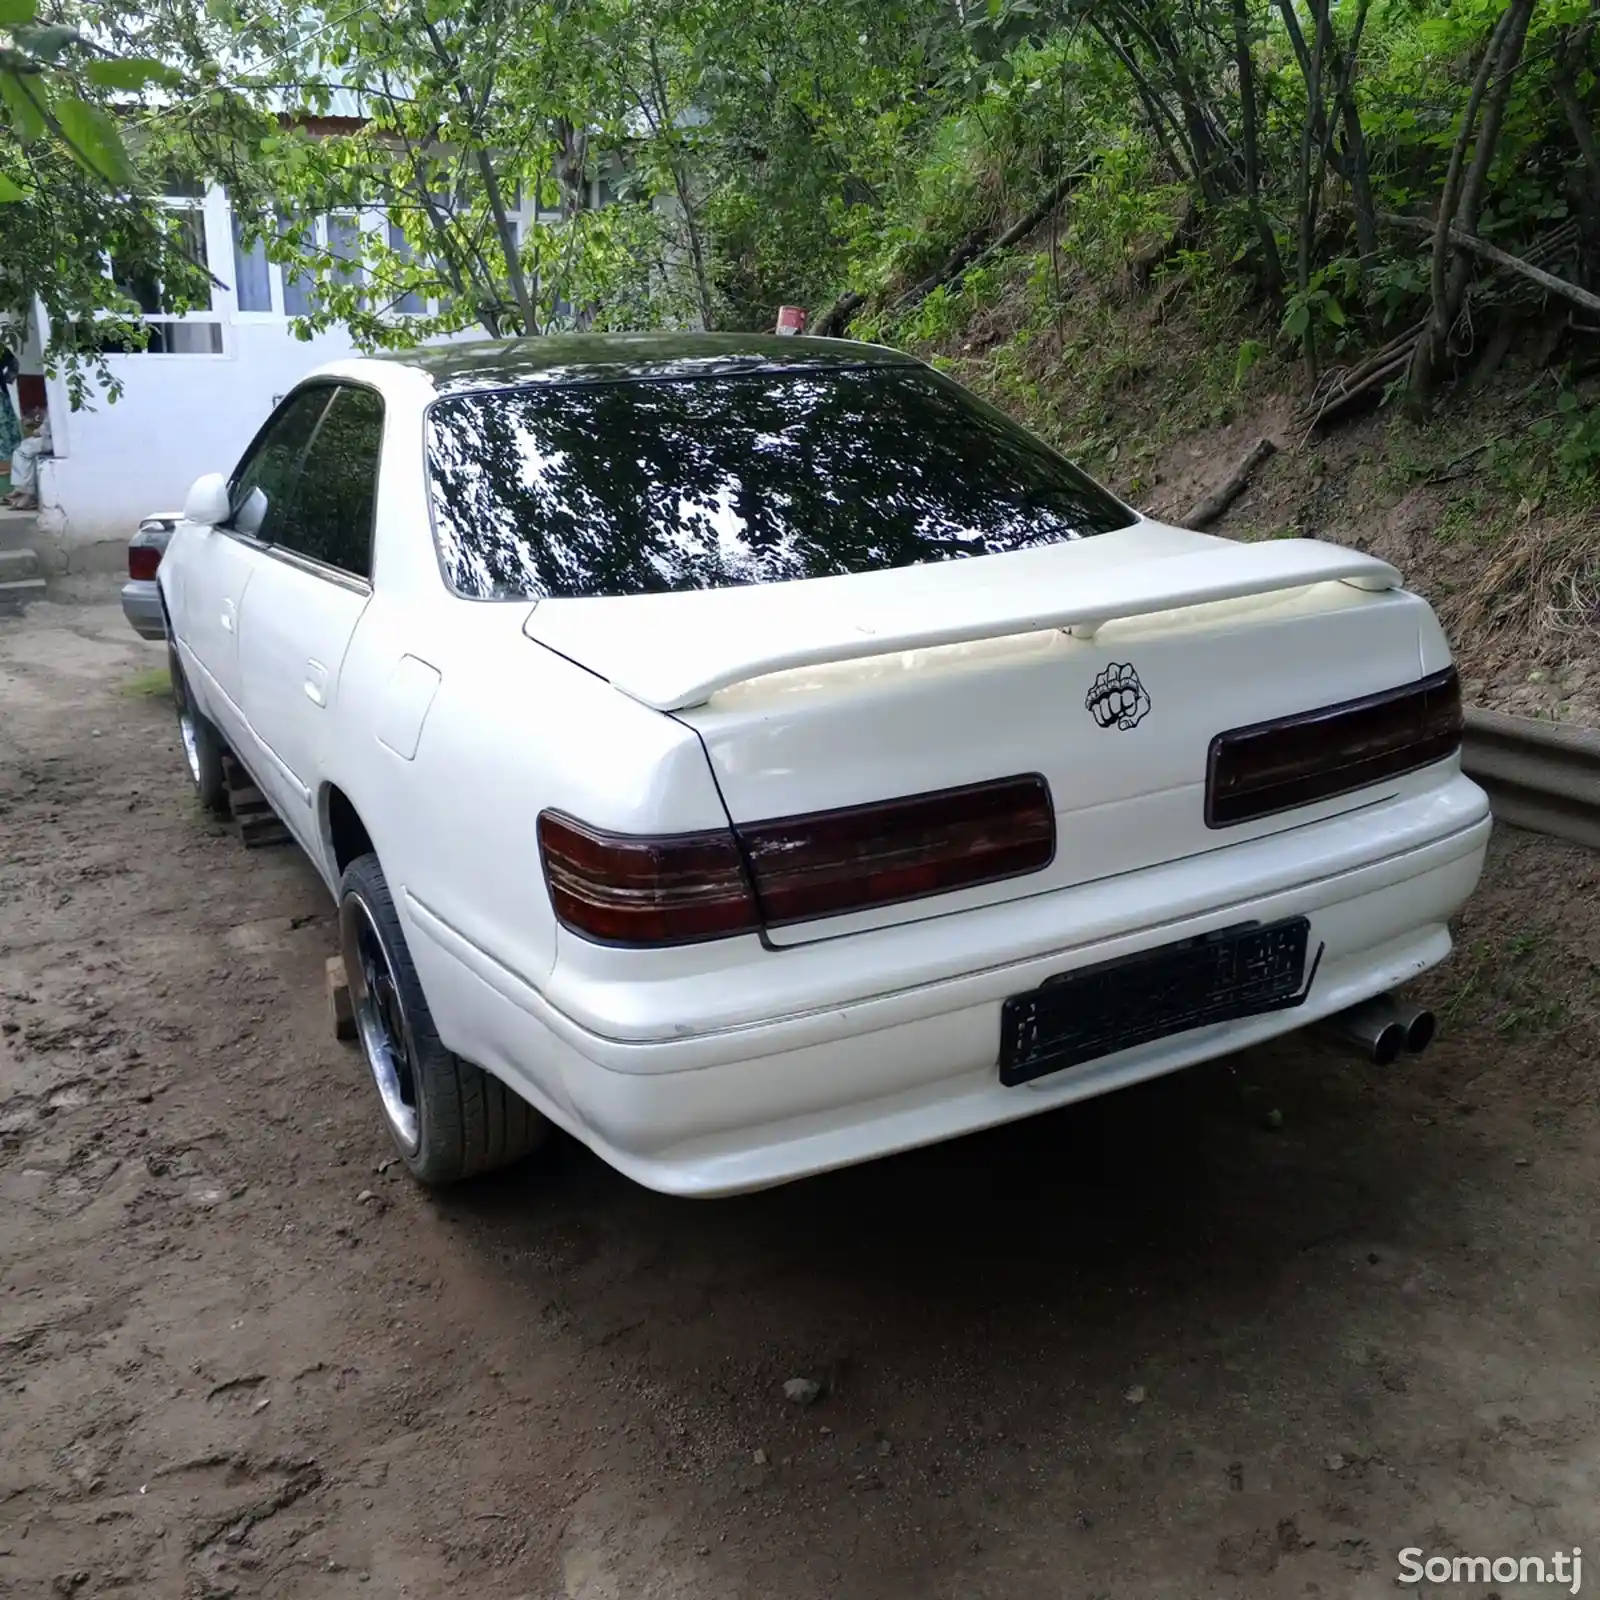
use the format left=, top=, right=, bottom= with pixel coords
left=435, top=1018, right=1474, bottom=1434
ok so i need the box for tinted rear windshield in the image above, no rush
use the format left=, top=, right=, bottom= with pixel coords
left=425, top=365, right=1135, bottom=600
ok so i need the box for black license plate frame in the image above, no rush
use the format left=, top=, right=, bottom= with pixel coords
left=999, top=915, right=1317, bottom=1087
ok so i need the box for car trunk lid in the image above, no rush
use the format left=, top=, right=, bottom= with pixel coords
left=524, top=523, right=1427, bottom=946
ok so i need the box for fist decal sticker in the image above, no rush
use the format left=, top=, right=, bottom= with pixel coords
left=1085, top=663, right=1151, bottom=731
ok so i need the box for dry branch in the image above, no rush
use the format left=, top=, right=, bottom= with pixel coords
left=1341, top=318, right=1427, bottom=385
left=813, top=167, right=1090, bottom=338
left=1295, top=319, right=1424, bottom=429
left=811, top=291, right=865, bottom=339
left=893, top=229, right=993, bottom=318
left=1183, top=438, right=1277, bottom=528
left=1379, top=212, right=1600, bottom=317
left=891, top=168, right=1089, bottom=317
left=1298, top=212, right=1584, bottom=431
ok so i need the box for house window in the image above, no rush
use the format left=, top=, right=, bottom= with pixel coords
left=231, top=213, right=274, bottom=312
left=326, top=213, right=364, bottom=297
left=386, top=219, right=425, bottom=314
left=278, top=214, right=317, bottom=316
left=271, top=213, right=365, bottom=314
left=108, top=198, right=224, bottom=354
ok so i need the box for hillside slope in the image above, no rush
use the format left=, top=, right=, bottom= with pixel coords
left=907, top=264, right=1599, bottom=728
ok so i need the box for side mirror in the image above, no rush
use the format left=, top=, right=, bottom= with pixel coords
left=183, top=471, right=231, bottom=528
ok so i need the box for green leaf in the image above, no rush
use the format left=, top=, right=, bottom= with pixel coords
left=0, top=69, right=47, bottom=144
left=54, top=95, right=135, bottom=185
left=0, top=0, right=37, bottom=25
left=85, top=56, right=181, bottom=91
left=1323, top=296, right=1346, bottom=327
left=1284, top=301, right=1310, bottom=339
left=0, top=170, right=26, bottom=201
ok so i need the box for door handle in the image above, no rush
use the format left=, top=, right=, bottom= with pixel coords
left=304, top=661, right=329, bottom=707
left=221, top=599, right=235, bottom=634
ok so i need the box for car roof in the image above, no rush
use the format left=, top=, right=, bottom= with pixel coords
left=368, top=332, right=920, bottom=394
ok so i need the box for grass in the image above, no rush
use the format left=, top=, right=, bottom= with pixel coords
left=120, top=665, right=172, bottom=700
left=1442, top=926, right=1582, bottom=1041
left=1442, top=941, right=1492, bottom=1024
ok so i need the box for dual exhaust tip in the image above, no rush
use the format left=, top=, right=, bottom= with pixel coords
left=1320, top=993, right=1436, bottom=1066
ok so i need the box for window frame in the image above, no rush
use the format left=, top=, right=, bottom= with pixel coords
left=98, top=187, right=232, bottom=359
left=222, top=383, right=336, bottom=541
left=381, top=216, right=428, bottom=317
left=324, top=210, right=367, bottom=307
left=246, top=208, right=436, bottom=324
left=221, top=379, right=385, bottom=593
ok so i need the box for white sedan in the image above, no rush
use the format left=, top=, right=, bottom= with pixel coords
left=159, top=334, right=1492, bottom=1195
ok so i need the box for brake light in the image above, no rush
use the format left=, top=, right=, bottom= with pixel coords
left=128, top=545, right=162, bottom=581
left=537, top=813, right=758, bottom=945
left=538, top=774, right=1055, bottom=946
left=739, top=774, right=1054, bottom=925
left=1206, top=667, right=1462, bottom=828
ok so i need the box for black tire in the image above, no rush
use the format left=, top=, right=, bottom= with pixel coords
left=338, top=851, right=546, bottom=1185
left=167, top=640, right=230, bottom=816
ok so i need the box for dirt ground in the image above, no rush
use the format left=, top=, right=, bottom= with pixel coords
left=3, top=598, right=1598, bottom=1600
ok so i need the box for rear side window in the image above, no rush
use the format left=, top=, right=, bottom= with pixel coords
left=227, top=387, right=330, bottom=543
left=425, top=366, right=1136, bottom=600
left=277, top=385, right=385, bottom=578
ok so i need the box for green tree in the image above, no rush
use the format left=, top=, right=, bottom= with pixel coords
left=0, top=0, right=233, bottom=403
left=217, top=0, right=670, bottom=343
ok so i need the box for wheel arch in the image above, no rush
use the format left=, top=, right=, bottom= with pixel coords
left=322, top=782, right=378, bottom=880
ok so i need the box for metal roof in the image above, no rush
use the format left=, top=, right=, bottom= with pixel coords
left=261, top=83, right=369, bottom=121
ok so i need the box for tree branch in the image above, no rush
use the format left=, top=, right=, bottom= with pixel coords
left=1231, top=0, right=1282, bottom=291
left=811, top=291, right=864, bottom=339
left=1553, top=21, right=1600, bottom=211
left=1380, top=212, right=1600, bottom=317
left=892, top=167, right=1089, bottom=317
left=418, top=13, right=539, bottom=335
left=1407, top=0, right=1534, bottom=415
left=644, top=37, right=714, bottom=331
left=1183, top=438, right=1276, bottom=528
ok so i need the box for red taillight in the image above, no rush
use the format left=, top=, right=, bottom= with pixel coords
left=739, top=774, right=1054, bottom=926
left=1206, top=667, right=1463, bottom=828
left=128, top=545, right=162, bottom=581
left=538, top=774, right=1055, bottom=946
left=537, top=812, right=759, bottom=945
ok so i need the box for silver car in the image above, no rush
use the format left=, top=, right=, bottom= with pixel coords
left=122, top=513, right=179, bottom=640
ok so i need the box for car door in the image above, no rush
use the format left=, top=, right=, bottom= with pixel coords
left=235, top=383, right=385, bottom=841
left=174, top=387, right=331, bottom=739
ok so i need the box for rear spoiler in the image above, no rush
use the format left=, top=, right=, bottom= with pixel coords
left=525, top=537, right=1402, bottom=713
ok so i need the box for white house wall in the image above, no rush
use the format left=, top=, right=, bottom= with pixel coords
left=36, top=183, right=469, bottom=565
left=40, top=318, right=374, bottom=553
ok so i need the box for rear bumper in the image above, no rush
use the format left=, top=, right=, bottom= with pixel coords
left=404, top=775, right=1492, bottom=1196
left=121, top=580, right=165, bottom=641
